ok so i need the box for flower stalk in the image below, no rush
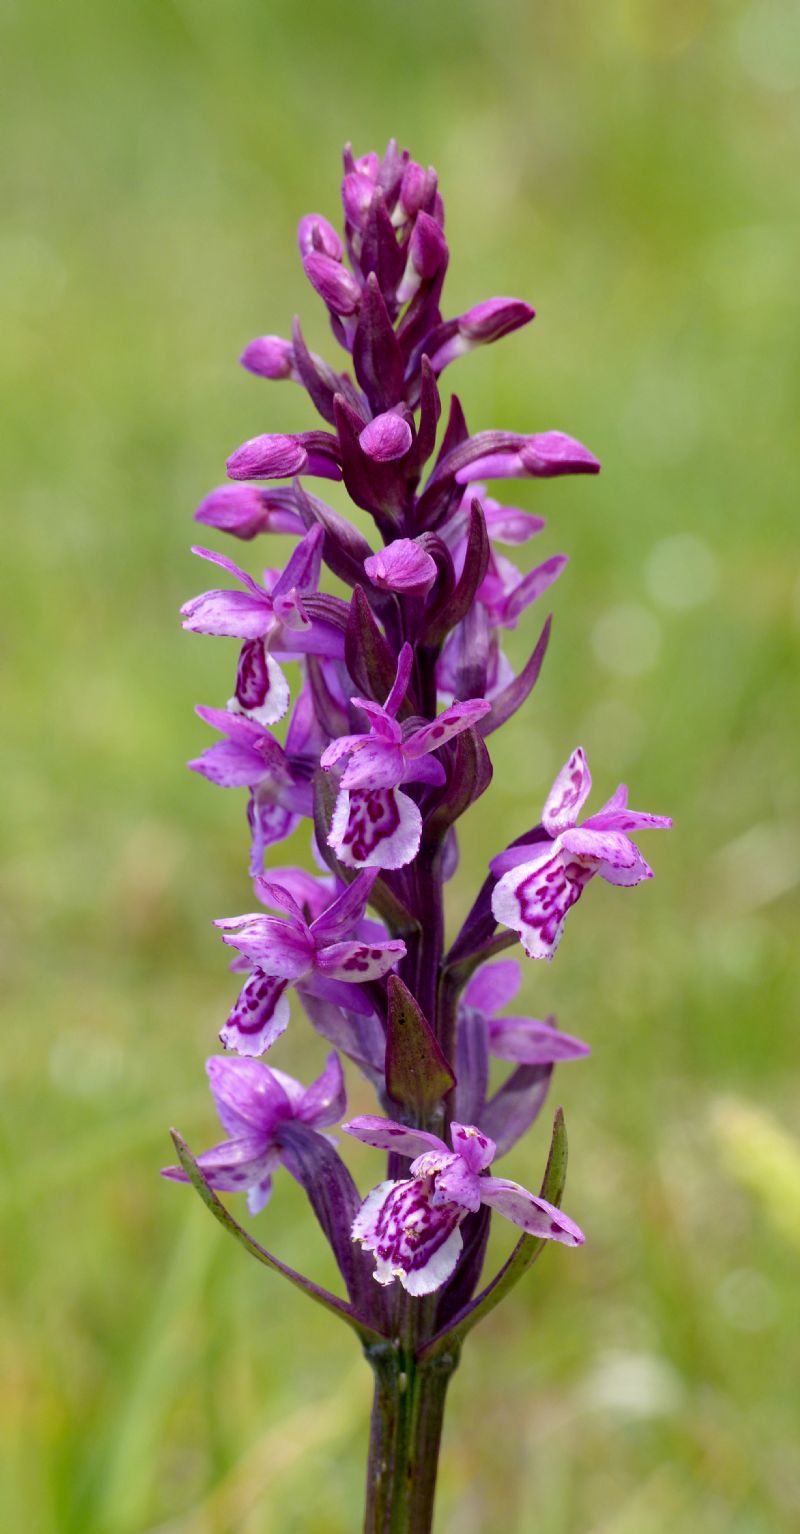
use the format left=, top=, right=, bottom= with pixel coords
left=163, top=137, right=672, bottom=1530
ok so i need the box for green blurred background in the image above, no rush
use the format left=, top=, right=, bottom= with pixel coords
left=2, top=0, right=799, bottom=1530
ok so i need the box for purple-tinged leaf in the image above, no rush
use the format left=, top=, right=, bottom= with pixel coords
left=424, top=728, right=493, bottom=842
left=168, top=1130, right=384, bottom=1343
left=359, top=186, right=407, bottom=296
left=478, top=615, right=552, bottom=737
left=385, top=975, right=455, bottom=1115
left=290, top=316, right=340, bottom=425
left=294, top=482, right=376, bottom=590
left=424, top=500, right=490, bottom=640
left=306, top=656, right=350, bottom=740
left=345, top=586, right=401, bottom=705
left=352, top=273, right=405, bottom=412
left=454, top=1005, right=490, bottom=1127
left=407, top=357, right=441, bottom=470
left=333, top=395, right=406, bottom=526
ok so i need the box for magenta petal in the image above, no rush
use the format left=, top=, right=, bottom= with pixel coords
left=206, top=1055, right=291, bottom=1136
left=309, top=869, right=378, bottom=945
left=405, top=698, right=491, bottom=758
left=449, top=1122, right=496, bottom=1174
left=502, top=554, right=568, bottom=626
left=479, top=1177, right=585, bottom=1245
left=359, top=412, right=413, bottom=463
left=462, top=958, right=522, bottom=1016
left=542, top=747, right=593, bottom=836
left=215, top=914, right=313, bottom=977
left=189, top=740, right=266, bottom=788
left=343, top=1115, right=448, bottom=1158
left=181, top=589, right=270, bottom=639
left=297, top=1051, right=347, bottom=1129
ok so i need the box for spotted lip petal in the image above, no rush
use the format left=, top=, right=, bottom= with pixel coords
left=328, top=786, right=422, bottom=870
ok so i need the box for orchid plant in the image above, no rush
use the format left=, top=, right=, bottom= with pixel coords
left=165, top=139, right=671, bottom=1533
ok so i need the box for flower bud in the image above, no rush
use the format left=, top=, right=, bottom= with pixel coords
left=227, top=434, right=308, bottom=480
left=239, top=335, right=297, bottom=380
left=297, top=213, right=343, bottom=262
left=358, top=412, right=412, bottom=463
left=303, top=251, right=361, bottom=316
left=396, top=212, right=449, bottom=305
left=364, top=538, right=438, bottom=598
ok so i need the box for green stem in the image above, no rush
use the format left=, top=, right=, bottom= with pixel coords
left=363, top=1337, right=460, bottom=1534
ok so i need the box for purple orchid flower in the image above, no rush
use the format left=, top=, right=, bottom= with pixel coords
left=491, top=748, right=672, bottom=959
left=321, top=644, right=490, bottom=870
left=344, top=1116, right=584, bottom=1295
left=162, top=1052, right=346, bottom=1214
left=214, top=869, right=405, bottom=1055
left=188, top=705, right=313, bottom=876
left=181, top=526, right=344, bottom=725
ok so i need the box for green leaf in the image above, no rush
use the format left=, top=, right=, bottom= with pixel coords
left=169, top=1130, right=384, bottom=1346
left=385, top=975, right=455, bottom=1115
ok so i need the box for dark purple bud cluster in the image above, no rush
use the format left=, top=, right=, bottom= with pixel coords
left=166, top=138, right=670, bottom=1348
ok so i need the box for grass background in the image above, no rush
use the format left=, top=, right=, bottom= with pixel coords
left=2, top=0, right=799, bottom=1530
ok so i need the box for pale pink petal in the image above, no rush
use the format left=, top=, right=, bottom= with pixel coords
left=542, top=747, right=592, bottom=836
left=309, top=869, right=378, bottom=945
left=162, top=1134, right=277, bottom=1196
left=339, top=741, right=406, bottom=790
left=189, top=740, right=266, bottom=788
left=181, top=589, right=270, bottom=639
left=319, top=733, right=369, bottom=770
left=404, top=698, right=491, bottom=758
left=479, top=1176, right=584, bottom=1245
left=329, top=787, right=421, bottom=870
left=344, top=1116, right=449, bottom=1158
left=215, top=914, right=313, bottom=977
left=483, top=503, right=546, bottom=543
left=219, top=973, right=292, bottom=1055
left=599, top=847, right=654, bottom=886
left=487, top=1016, right=591, bottom=1064
left=316, top=938, right=406, bottom=982
left=559, top=827, right=637, bottom=868
left=462, top=958, right=522, bottom=1016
